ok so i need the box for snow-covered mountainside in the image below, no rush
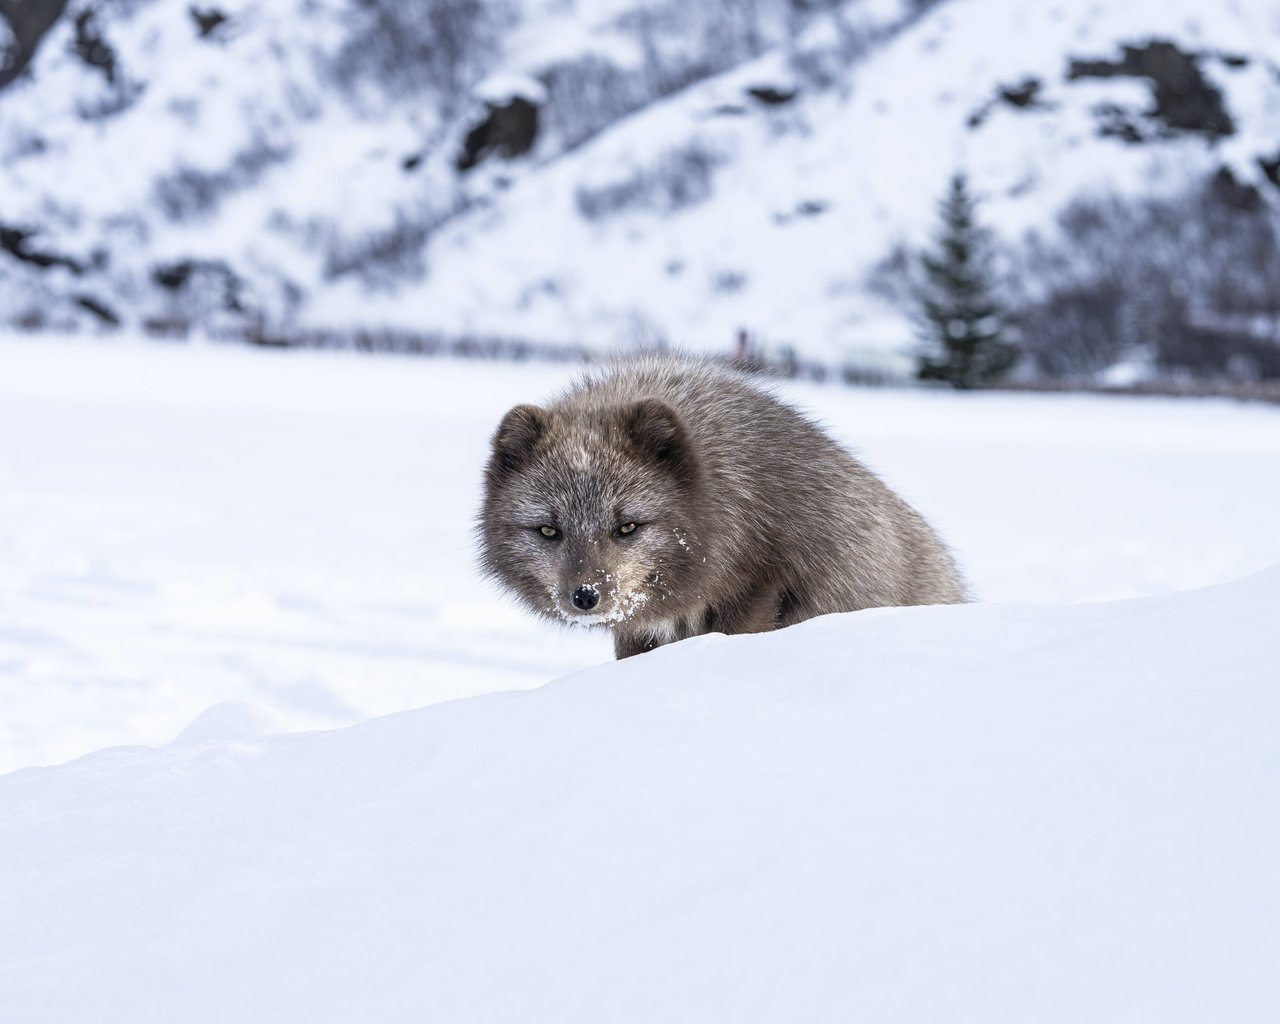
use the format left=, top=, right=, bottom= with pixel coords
left=2, top=564, right=1277, bottom=1022
left=3, top=0, right=1279, bottom=373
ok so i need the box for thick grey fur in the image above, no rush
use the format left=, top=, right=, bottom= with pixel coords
left=479, top=357, right=967, bottom=659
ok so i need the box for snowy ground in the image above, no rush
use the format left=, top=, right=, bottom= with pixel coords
left=1, top=561, right=1277, bottom=1021
left=3, top=335, right=1279, bottom=1018
left=2, top=333, right=1279, bottom=772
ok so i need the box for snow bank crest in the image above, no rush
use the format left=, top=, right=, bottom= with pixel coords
left=171, top=701, right=287, bottom=745
left=1, top=566, right=1277, bottom=1021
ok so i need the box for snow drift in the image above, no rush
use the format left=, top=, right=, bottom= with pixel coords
left=2, top=566, right=1277, bottom=1022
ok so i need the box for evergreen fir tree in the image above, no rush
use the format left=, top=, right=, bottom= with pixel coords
left=916, top=173, right=1018, bottom=388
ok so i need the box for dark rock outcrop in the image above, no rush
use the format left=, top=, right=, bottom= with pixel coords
left=746, top=84, right=797, bottom=106
left=456, top=96, right=539, bottom=172
left=189, top=6, right=229, bottom=40
left=1258, top=150, right=1280, bottom=192
left=0, top=0, right=68, bottom=90
left=0, top=223, right=84, bottom=273
left=74, top=293, right=120, bottom=325
left=72, top=6, right=116, bottom=83
left=1068, top=40, right=1234, bottom=139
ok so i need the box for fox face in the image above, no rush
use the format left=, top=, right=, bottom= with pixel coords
left=479, top=398, right=707, bottom=629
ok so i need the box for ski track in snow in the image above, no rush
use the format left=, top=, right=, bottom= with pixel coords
left=2, top=332, right=1279, bottom=772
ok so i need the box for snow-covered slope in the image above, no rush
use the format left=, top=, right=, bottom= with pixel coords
left=3, top=0, right=1278, bottom=368
left=380, top=0, right=1280, bottom=364
left=5, top=333, right=1279, bottom=773
left=2, top=565, right=1277, bottom=1022
left=0, top=0, right=450, bottom=327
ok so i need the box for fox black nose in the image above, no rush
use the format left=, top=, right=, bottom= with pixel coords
left=571, top=585, right=600, bottom=611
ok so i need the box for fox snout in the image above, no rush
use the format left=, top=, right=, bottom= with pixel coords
left=571, top=584, right=599, bottom=611
left=557, top=573, right=642, bottom=624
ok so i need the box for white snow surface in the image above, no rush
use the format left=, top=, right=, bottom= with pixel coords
left=3, top=334, right=1279, bottom=773
left=2, top=336, right=1279, bottom=1017
left=1, top=558, right=1278, bottom=1021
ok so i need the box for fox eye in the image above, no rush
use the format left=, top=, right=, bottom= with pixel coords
left=538, top=525, right=559, bottom=538
left=616, top=522, right=637, bottom=536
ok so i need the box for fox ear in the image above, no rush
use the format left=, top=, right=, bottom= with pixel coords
left=622, top=399, right=696, bottom=481
left=491, top=404, right=546, bottom=475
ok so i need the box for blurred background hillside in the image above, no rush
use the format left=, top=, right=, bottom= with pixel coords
left=2, top=0, right=1280, bottom=386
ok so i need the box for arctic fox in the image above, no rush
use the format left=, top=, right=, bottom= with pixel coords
left=479, top=358, right=966, bottom=658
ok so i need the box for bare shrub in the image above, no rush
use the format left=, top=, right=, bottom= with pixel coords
left=1008, top=172, right=1280, bottom=380
left=544, top=0, right=797, bottom=152
left=331, top=0, right=514, bottom=112
left=324, top=209, right=436, bottom=285
left=539, top=54, right=652, bottom=151
left=0, top=0, right=69, bottom=90
left=575, top=141, right=722, bottom=220
left=152, top=138, right=290, bottom=220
